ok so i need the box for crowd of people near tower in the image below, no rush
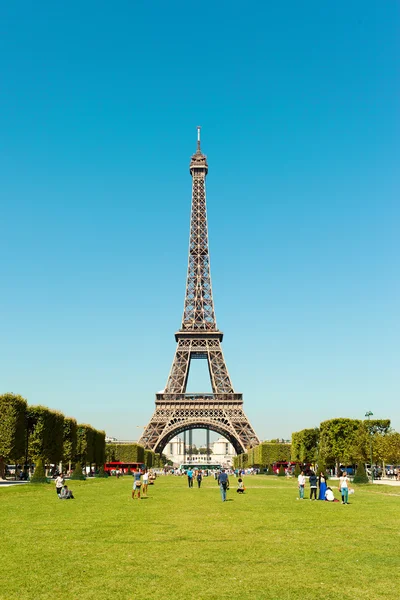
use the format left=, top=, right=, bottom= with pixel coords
left=53, top=463, right=358, bottom=506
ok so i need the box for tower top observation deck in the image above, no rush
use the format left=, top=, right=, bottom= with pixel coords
left=190, top=126, right=208, bottom=175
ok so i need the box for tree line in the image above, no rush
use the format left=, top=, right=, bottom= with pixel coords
left=0, top=392, right=105, bottom=478
left=234, top=418, right=400, bottom=472
left=291, top=418, right=400, bottom=472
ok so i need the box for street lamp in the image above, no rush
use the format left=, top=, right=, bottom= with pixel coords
left=365, top=411, right=374, bottom=482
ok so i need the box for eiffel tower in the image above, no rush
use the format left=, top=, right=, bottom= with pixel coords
left=139, top=128, right=259, bottom=455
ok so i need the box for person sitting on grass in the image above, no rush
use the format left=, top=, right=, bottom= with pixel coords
left=324, top=487, right=335, bottom=502
left=237, top=478, right=245, bottom=494
left=60, top=485, right=74, bottom=499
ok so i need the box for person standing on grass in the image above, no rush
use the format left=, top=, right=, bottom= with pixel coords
left=196, top=470, right=202, bottom=489
left=339, top=471, right=351, bottom=504
left=142, top=469, right=149, bottom=497
left=55, top=473, right=64, bottom=496
left=218, top=469, right=229, bottom=502
left=309, top=471, right=318, bottom=500
left=297, top=470, right=306, bottom=499
left=132, top=468, right=142, bottom=500
left=187, top=467, right=193, bottom=488
left=318, top=472, right=327, bottom=500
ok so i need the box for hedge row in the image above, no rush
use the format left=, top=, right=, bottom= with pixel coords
left=105, top=443, right=167, bottom=468
left=105, top=443, right=145, bottom=464
left=0, top=393, right=27, bottom=478
left=0, top=392, right=105, bottom=476
left=234, top=442, right=291, bottom=470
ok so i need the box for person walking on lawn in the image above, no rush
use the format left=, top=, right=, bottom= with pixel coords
left=218, top=469, right=230, bottom=502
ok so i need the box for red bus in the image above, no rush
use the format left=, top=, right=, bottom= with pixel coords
left=104, top=461, right=144, bottom=474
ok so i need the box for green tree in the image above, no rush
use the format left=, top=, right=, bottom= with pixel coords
left=319, top=418, right=362, bottom=471
left=364, top=419, right=391, bottom=436
left=70, top=462, right=86, bottom=480
left=105, top=444, right=116, bottom=463
left=27, top=406, right=64, bottom=468
left=96, top=465, right=108, bottom=478
left=198, top=447, right=213, bottom=455
left=93, top=430, right=106, bottom=468
left=76, top=424, right=95, bottom=468
left=278, top=465, right=285, bottom=476
left=30, top=457, right=48, bottom=483
left=0, top=393, right=27, bottom=479
left=316, top=459, right=328, bottom=480
left=291, top=428, right=319, bottom=463
left=251, top=442, right=291, bottom=468
left=144, top=449, right=154, bottom=468
left=106, top=443, right=145, bottom=464
left=353, top=462, right=369, bottom=484
left=63, top=417, right=77, bottom=471
left=374, top=432, right=400, bottom=464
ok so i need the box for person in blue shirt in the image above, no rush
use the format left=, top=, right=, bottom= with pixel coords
left=187, top=468, right=193, bottom=488
left=218, top=469, right=230, bottom=502
left=132, top=469, right=142, bottom=499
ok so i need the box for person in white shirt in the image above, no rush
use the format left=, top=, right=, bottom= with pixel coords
left=297, top=471, right=306, bottom=499
left=325, top=487, right=335, bottom=502
left=142, top=469, right=149, bottom=497
left=339, top=471, right=351, bottom=504
left=55, top=474, right=64, bottom=496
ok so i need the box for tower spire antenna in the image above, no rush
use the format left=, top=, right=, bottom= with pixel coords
left=197, top=125, right=201, bottom=152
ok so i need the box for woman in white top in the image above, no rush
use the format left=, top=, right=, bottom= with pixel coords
left=142, top=469, right=149, bottom=497
left=339, top=471, right=351, bottom=504
left=55, top=474, right=64, bottom=496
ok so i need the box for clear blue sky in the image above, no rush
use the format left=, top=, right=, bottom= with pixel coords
left=1, top=2, right=399, bottom=442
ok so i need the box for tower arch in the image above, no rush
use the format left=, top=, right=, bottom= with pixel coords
left=154, top=420, right=243, bottom=455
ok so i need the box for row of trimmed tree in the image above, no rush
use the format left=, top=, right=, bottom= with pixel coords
left=291, top=418, right=400, bottom=472
left=105, top=443, right=167, bottom=469
left=234, top=442, right=291, bottom=471
left=0, top=393, right=105, bottom=478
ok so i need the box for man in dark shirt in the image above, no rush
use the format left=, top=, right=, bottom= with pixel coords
left=309, top=471, right=317, bottom=500
left=218, top=469, right=229, bottom=502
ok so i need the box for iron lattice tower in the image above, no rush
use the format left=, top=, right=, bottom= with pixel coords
left=139, top=129, right=259, bottom=454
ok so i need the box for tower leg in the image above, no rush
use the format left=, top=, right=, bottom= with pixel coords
left=189, top=430, right=193, bottom=461
left=165, top=344, right=191, bottom=393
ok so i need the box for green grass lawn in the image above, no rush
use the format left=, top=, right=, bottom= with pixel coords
left=1, top=475, right=399, bottom=600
